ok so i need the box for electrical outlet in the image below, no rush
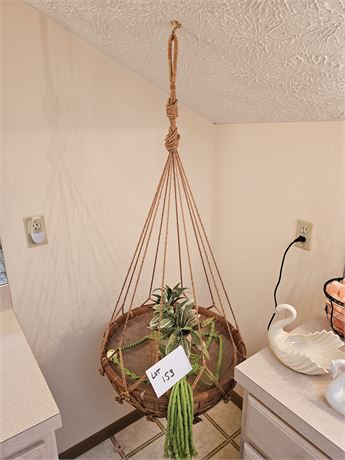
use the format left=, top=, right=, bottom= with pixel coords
left=23, top=215, right=48, bottom=247
left=31, top=216, right=42, bottom=231
left=296, top=219, right=313, bottom=250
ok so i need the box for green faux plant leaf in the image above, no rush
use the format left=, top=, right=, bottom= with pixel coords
left=181, top=335, right=192, bottom=357
left=200, top=317, right=214, bottom=328
left=150, top=283, right=209, bottom=361
left=166, top=330, right=181, bottom=355
left=196, top=337, right=210, bottom=360
left=160, top=317, right=175, bottom=330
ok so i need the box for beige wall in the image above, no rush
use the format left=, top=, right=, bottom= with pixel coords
left=212, top=121, right=345, bottom=356
left=2, top=0, right=345, bottom=454
left=1, top=1, right=215, bottom=452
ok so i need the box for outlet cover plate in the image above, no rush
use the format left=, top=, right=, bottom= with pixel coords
left=296, top=219, right=313, bottom=250
left=23, top=215, right=48, bottom=248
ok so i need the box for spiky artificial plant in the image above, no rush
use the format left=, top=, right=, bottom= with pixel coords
left=149, top=283, right=209, bottom=359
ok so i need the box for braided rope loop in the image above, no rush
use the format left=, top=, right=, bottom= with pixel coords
left=165, top=31, right=180, bottom=154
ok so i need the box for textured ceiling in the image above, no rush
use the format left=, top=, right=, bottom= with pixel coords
left=26, top=0, right=345, bottom=123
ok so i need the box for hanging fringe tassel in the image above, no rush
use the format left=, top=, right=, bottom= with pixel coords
left=164, top=377, right=197, bottom=459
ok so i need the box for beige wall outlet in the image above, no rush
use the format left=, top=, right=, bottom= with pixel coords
left=23, top=215, right=48, bottom=248
left=296, top=219, right=313, bottom=250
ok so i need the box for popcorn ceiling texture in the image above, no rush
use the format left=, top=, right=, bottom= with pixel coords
left=25, top=0, right=345, bottom=123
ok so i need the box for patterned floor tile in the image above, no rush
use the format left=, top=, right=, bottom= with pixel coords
left=77, top=398, right=242, bottom=459
left=130, top=415, right=225, bottom=459
left=76, top=439, right=121, bottom=459
left=116, top=417, right=163, bottom=456
left=193, top=415, right=228, bottom=457
left=128, top=434, right=165, bottom=459
left=232, top=432, right=241, bottom=450
left=209, top=440, right=241, bottom=459
left=207, top=401, right=241, bottom=437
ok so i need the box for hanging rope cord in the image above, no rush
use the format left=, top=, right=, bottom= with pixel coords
left=103, top=23, right=245, bottom=401
left=165, top=29, right=242, bottom=371
left=165, top=29, right=180, bottom=154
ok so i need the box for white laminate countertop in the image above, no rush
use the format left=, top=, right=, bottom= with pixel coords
left=235, top=319, right=345, bottom=459
left=0, top=306, right=61, bottom=445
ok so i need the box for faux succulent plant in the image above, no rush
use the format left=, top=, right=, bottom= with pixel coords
left=150, top=283, right=209, bottom=359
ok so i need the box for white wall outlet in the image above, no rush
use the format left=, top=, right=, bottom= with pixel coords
left=296, top=219, right=313, bottom=250
left=23, top=215, right=48, bottom=248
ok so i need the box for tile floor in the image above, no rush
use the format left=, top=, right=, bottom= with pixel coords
left=77, top=401, right=241, bottom=460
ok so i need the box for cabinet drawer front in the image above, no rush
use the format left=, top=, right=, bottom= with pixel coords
left=6, top=441, right=48, bottom=460
left=246, top=395, right=327, bottom=459
left=243, top=442, right=265, bottom=460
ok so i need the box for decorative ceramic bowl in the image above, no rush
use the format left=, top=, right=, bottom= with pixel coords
left=268, top=304, right=345, bottom=375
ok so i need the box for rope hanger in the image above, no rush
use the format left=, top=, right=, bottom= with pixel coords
left=165, top=20, right=181, bottom=155
left=101, top=20, right=244, bottom=405
left=108, top=18, right=240, bottom=330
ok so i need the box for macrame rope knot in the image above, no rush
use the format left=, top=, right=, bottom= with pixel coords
left=166, top=97, right=178, bottom=120
left=165, top=127, right=180, bottom=153
left=115, top=395, right=124, bottom=405
left=120, top=390, right=130, bottom=401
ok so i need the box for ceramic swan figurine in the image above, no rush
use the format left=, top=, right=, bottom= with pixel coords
left=325, top=359, right=345, bottom=416
left=268, top=304, right=345, bottom=375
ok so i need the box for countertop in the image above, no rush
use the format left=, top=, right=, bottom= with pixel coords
left=235, top=318, right=345, bottom=459
left=0, top=306, right=61, bottom=445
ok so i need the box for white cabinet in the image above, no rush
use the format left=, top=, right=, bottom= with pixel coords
left=242, top=442, right=264, bottom=460
left=8, top=441, right=47, bottom=460
left=5, top=434, right=56, bottom=460
left=243, top=395, right=326, bottom=459
left=0, top=308, right=61, bottom=460
left=2, top=431, right=59, bottom=460
left=235, top=320, right=345, bottom=459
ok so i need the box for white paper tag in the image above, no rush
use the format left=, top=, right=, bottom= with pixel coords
left=146, top=345, right=192, bottom=398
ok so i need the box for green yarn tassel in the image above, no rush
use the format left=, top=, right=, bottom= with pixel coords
left=164, top=378, right=197, bottom=459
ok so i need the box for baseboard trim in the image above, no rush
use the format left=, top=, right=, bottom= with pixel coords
left=59, top=409, right=144, bottom=459
left=59, top=391, right=242, bottom=459
left=229, top=389, right=243, bottom=410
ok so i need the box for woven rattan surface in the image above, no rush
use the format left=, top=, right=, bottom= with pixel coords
left=101, top=305, right=245, bottom=418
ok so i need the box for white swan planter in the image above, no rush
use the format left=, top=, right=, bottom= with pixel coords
left=325, top=359, right=345, bottom=416
left=268, top=304, right=345, bottom=375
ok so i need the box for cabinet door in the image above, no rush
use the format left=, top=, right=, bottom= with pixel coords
left=246, top=395, right=327, bottom=459
left=5, top=432, right=58, bottom=460
left=243, top=442, right=265, bottom=460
